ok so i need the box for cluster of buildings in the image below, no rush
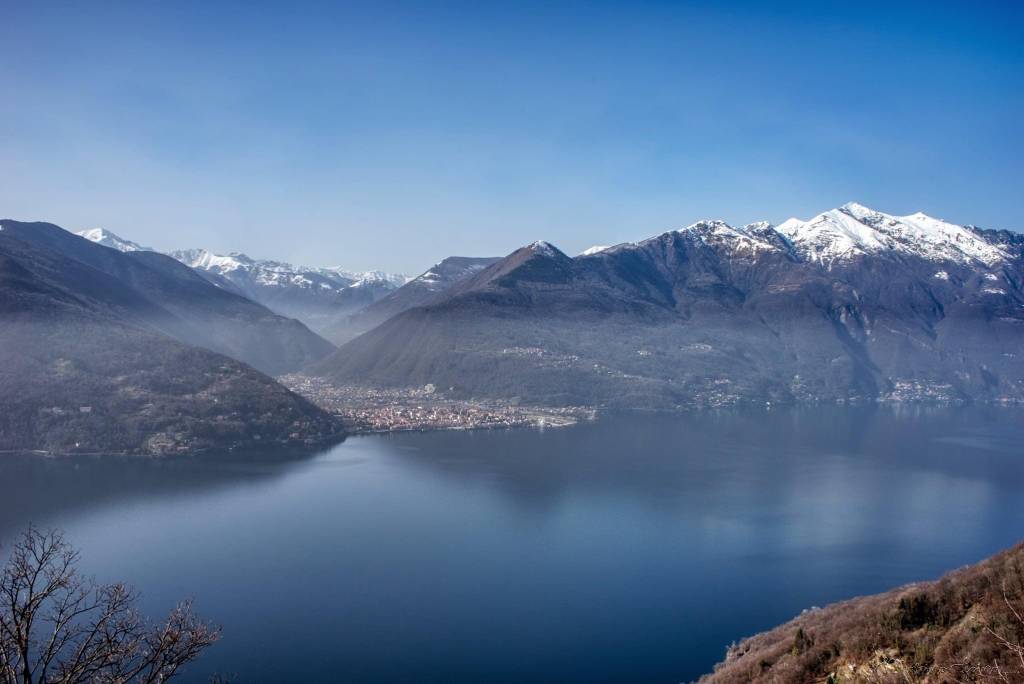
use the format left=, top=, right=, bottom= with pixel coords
left=341, top=403, right=555, bottom=432
left=500, top=346, right=582, bottom=367
left=278, top=375, right=587, bottom=433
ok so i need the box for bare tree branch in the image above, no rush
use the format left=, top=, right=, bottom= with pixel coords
left=0, top=527, right=219, bottom=684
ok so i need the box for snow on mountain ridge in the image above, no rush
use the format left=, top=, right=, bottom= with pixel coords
left=584, top=204, right=1009, bottom=267
left=172, top=249, right=253, bottom=273
left=71, top=232, right=405, bottom=287
left=75, top=203, right=1014, bottom=288
left=168, top=248, right=407, bottom=290
left=774, top=207, right=890, bottom=264
left=775, top=203, right=1009, bottom=267
left=75, top=228, right=151, bottom=253
left=347, top=270, right=411, bottom=287
left=677, top=219, right=783, bottom=254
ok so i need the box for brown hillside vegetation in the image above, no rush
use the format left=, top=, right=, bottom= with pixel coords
left=700, top=542, right=1024, bottom=684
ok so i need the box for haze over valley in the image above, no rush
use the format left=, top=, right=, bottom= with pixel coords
left=6, top=200, right=1023, bottom=453
left=3, top=2, right=1023, bottom=682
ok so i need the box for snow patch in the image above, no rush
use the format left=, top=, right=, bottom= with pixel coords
left=76, top=228, right=151, bottom=253
left=529, top=241, right=562, bottom=258
left=674, top=220, right=782, bottom=254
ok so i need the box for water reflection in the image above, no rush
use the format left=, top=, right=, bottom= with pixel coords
left=0, top=446, right=336, bottom=540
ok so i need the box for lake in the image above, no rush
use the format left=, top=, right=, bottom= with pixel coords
left=2, top=405, right=1023, bottom=683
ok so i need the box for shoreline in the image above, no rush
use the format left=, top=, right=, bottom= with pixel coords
left=7, top=400, right=1023, bottom=458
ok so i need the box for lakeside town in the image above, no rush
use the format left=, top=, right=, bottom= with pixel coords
left=278, top=374, right=595, bottom=433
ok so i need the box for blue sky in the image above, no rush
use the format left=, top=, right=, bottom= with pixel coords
left=2, top=1, right=1021, bottom=273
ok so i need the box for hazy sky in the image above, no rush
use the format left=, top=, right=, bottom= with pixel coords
left=2, top=1, right=1021, bottom=273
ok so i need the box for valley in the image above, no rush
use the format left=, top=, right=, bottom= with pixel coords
left=5, top=6, right=1021, bottom=682
left=9, top=201, right=1024, bottom=454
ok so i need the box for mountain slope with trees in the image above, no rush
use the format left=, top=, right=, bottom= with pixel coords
left=0, top=227, right=343, bottom=455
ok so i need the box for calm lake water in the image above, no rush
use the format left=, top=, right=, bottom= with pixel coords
left=2, top=406, right=1023, bottom=683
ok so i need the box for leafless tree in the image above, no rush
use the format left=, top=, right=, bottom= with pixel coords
left=0, top=526, right=219, bottom=684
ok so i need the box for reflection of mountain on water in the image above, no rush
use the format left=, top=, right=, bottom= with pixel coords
left=0, top=447, right=337, bottom=541
left=3, top=405, right=1021, bottom=546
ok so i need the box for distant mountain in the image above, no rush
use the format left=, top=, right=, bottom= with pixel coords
left=9, top=221, right=335, bottom=375
left=168, top=248, right=407, bottom=334
left=0, top=224, right=343, bottom=455
left=75, top=228, right=408, bottom=335
left=310, top=204, right=1024, bottom=408
left=324, top=256, right=501, bottom=344
left=700, top=541, right=1024, bottom=683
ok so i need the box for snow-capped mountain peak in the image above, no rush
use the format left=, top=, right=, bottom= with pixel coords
left=580, top=245, right=611, bottom=256
left=529, top=240, right=566, bottom=258
left=672, top=219, right=783, bottom=255
left=775, top=207, right=889, bottom=263
left=839, top=201, right=876, bottom=215
left=775, top=203, right=1008, bottom=266
left=76, top=228, right=152, bottom=253
left=171, top=248, right=254, bottom=273
left=570, top=203, right=1012, bottom=269
left=677, top=219, right=734, bottom=237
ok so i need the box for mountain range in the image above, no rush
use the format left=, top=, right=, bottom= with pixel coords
left=76, top=228, right=408, bottom=339
left=0, top=220, right=343, bottom=455
left=17, top=223, right=335, bottom=375
left=312, top=203, right=1024, bottom=408
left=5, top=203, right=1022, bottom=454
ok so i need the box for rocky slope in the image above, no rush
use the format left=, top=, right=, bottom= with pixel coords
left=699, top=541, right=1024, bottom=683
left=0, top=227, right=344, bottom=455
left=311, top=204, right=1024, bottom=408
